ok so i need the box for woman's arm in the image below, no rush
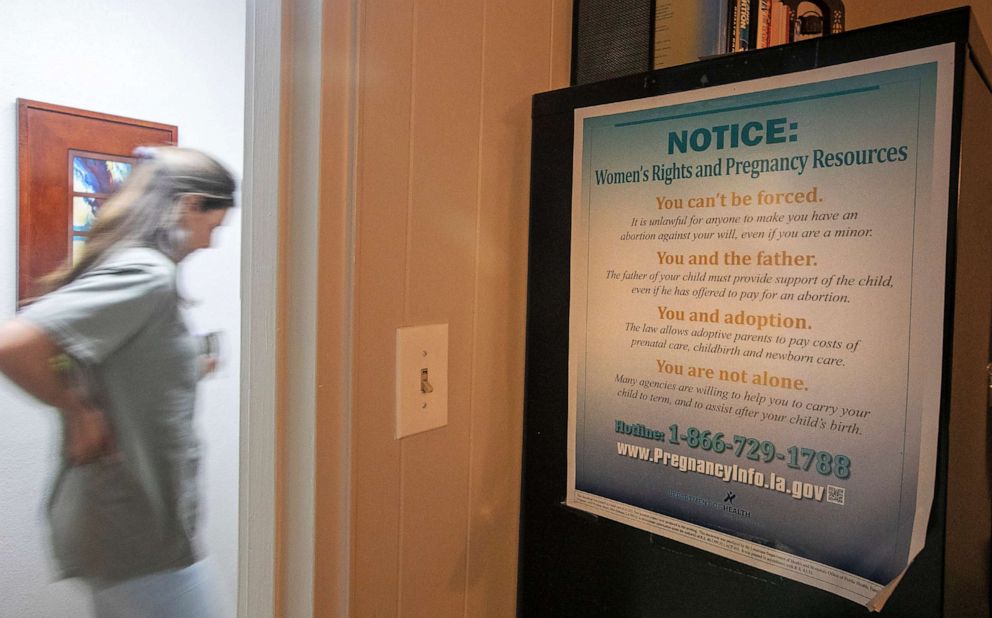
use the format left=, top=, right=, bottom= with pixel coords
left=0, top=319, right=114, bottom=464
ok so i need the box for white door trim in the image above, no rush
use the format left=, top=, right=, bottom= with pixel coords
left=239, top=0, right=282, bottom=615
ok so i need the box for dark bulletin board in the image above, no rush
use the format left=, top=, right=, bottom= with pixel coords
left=518, top=8, right=987, bottom=617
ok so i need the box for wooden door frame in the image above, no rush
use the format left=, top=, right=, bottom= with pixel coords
left=243, top=0, right=358, bottom=615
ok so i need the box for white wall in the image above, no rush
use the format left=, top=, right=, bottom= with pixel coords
left=0, top=1, right=245, bottom=615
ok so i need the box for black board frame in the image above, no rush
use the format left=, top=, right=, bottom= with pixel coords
left=519, top=7, right=983, bottom=617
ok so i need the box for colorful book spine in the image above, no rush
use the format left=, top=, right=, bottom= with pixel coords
left=755, top=0, right=772, bottom=48
left=769, top=0, right=793, bottom=46
left=736, top=0, right=751, bottom=51
left=726, top=0, right=739, bottom=54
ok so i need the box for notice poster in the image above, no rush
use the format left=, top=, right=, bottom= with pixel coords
left=567, top=45, right=954, bottom=607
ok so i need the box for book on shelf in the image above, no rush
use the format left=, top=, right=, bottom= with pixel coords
left=755, top=0, right=773, bottom=49
left=730, top=0, right=784, bottom=51
left=730, top=0, right=752, bottom=52
left=653, top=0, right=729, bottom=69
left=769, top=1, right=793, bottom=47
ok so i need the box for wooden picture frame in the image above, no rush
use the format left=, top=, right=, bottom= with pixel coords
left=17, top=99, right=177, bottom=302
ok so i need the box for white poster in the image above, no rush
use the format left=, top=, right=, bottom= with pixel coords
left=567, top=45, right=954, bottom=608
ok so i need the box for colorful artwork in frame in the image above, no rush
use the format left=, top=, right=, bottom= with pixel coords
left=69, top=151, right=136, bottom=264
left=17, top=99, right=177, bottom=302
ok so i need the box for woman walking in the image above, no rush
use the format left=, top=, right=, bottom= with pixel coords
left=0, top=147, right=236, bottom=617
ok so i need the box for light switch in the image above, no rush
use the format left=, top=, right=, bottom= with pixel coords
left=395, top=323, right=448, bottom=438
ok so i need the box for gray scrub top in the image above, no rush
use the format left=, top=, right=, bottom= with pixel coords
left=20, top=247, right=202, bottom=582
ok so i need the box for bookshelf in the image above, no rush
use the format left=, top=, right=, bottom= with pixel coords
left=573, top=0, right=847, bottom=84
left=667, top=0, right=847, bottom=61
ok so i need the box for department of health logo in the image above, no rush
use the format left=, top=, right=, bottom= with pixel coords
left=669, top=489, right=751, bottom=519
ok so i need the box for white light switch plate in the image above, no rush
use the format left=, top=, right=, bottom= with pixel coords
left=395, top=323, right=448, bottom=438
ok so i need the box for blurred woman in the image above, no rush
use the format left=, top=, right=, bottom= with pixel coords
left=0, top=147, right=236, bottom=618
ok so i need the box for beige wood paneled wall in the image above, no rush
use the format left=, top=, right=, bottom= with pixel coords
left=845, top=0, right=991, bottom=33
left=305, top=1, right=572, bottom=616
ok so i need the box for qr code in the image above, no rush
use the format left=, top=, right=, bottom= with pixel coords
left=827, top=485, right=846, bottom=505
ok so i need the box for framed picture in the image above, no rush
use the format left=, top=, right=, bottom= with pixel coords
left=17, top=99, right=177, bottom=302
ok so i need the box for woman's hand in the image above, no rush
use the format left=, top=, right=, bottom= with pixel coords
left=61, top=398, right=116, bottom=465
left=0, top=319, right=117, bottom=463
left=199, top=353, right=219, bottom=378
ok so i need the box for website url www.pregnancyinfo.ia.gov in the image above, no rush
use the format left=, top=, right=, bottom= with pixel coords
left=616, top=441, right=846, bottom=504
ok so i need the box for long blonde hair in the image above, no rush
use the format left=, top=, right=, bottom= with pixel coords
left=43, top=147, right=236, bottom=292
